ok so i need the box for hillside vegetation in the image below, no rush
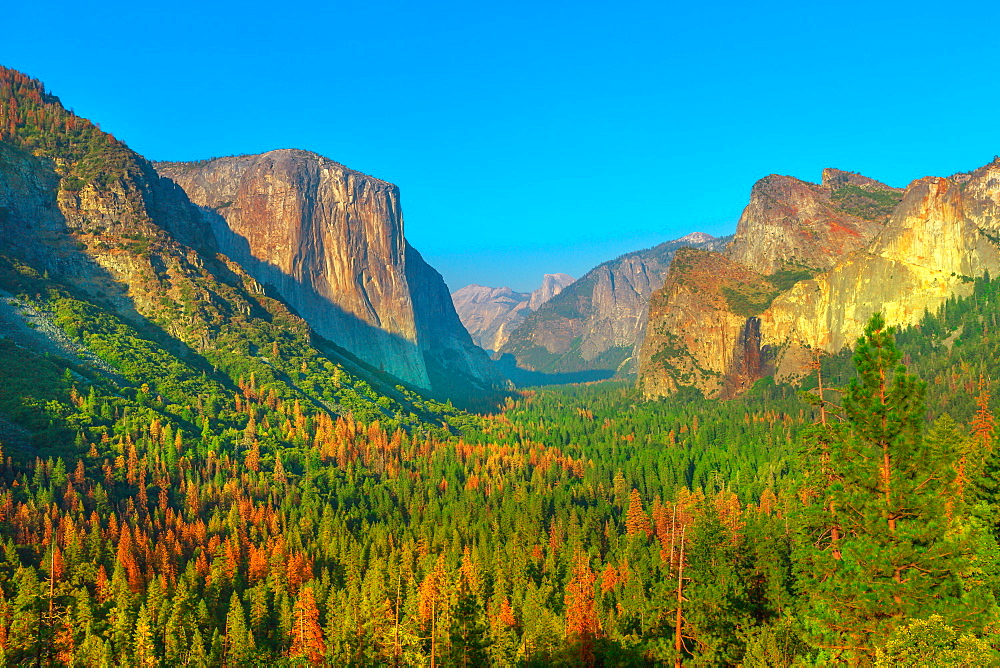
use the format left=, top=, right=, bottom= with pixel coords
left=1, top=66, right=999, bottom=666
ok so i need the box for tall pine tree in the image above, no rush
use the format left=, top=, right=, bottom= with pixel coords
left=794, top=313, right=996, bottom=661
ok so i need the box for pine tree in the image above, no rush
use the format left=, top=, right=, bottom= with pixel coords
left=133, top=603, right=158, bottom=667
left=290, top=585, right=324, bottom=664
left=189, top=627, right=210, bottom=667
left=625, top=488, right=652, bottom=538
left=418, top=555, right=448, bottom=666
left=794, top=313, right=996, bottom=661
left=972, top=379, right=1000, bottom=533
left=447, top=580, right=489, bottom=668
left=489, top=595, right=519, bottom=666
left=225, top=591, right=256, bottom=665
left=682, top=502, right=750, bottom=665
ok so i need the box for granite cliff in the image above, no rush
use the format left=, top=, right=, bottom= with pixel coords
left=726, top=169, right=900, bottom=274
left=155, top=151, right=505, bottom=395
left=638, top=160, right=1000, bottom=398
left=639, top=249, right=774, bottom=399
left=451, top=273, right=574, bottom=352
left=0, top=65, right=503, bottom=406
left=762, top=162, right=1000, bottom=375
left=498, top=233, right=725, bottom=376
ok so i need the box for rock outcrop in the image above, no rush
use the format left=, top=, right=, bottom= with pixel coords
left=452, top=273, right=573, bottom=352
left=499, top=233, right=726, bottom=375
left=761, top=164, right=1000, bottom=373
left=0, top=115, right=224, bottom=339
left=726, top=170, right=900, bottom=274
left=639, top=249, right=772, bottom=398
left=529, top=273, right=575, bottom=311
left=155, top=150, right=504, bottom=395
left=638, top=160, right=1000, bottom=398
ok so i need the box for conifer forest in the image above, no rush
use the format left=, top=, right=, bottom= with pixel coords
left=1, top=66, right=1000, bottom=666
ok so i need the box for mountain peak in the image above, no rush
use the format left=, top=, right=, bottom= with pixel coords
left=677, top=232, right=715, bottom=244
left=452, top=273, right=573, bottom=352
left=727, top=170, right=896, bottom=274
left=821, top=168, right=897, bottom=192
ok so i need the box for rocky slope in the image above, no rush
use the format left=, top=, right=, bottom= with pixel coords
left=726, top=169, right=900, bottom=274
left=639, top=249, right=773, bottom=399
left=762, top=163, right=1000, bottom=372
left=498, top=233, right=725, bottom=376
left=155, top=151, right=504, bottom=395
left=0, top=65, right=503, bottom=407
left=638, top=160, right=1000, bottom=398
left=451, top=273, right=574, bottom=352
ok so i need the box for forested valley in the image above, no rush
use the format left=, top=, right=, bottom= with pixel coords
left=2, top=65, right=1000, bottom=666
left=0, top=260, right=998, bottom=665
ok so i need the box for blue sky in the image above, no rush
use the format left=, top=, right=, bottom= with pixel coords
left=6, top=0, right=1000, bottom=291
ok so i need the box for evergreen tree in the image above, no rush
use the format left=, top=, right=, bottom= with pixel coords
left=225, top=592, right=256, bottom=665
left=447, top=580, right=489, bottom=668
left=682, top=502, right=750, bottom=665
left=794, top=314, right=996, bottom=661
left=625, top=488, right=652, bottom=539
left=133, top=603, right=158, bottom=667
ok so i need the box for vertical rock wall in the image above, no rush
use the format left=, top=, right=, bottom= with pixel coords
left=156, top=150, right=504, bottom=394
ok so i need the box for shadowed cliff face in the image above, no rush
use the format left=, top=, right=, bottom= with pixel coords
left=407, top=244, right=510, bottom=395
left=639, top=159, right=1000, bottom=399
left=0, top=133, right=229, bottom=347
left=156, top=150, right=504, bottom=394
left=0, top=142, right=63, bottom=241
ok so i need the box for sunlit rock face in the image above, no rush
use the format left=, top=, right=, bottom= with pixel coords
left=156, top=150, right=504, bottom=393
left=762, top=165, right=1000, bottom=371
left=726, top=170, right=897, bottom=275
left=638, top=159, right=1000, bottom=398
left=636, top=248, right=774, bottom=399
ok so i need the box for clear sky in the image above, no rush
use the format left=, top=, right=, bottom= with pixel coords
left=5, top=0, right=1000, bottom=292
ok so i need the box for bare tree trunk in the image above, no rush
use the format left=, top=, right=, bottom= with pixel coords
left=674, top=528, right=686, bottom=667
left=394, top=567, right=402, bottom=667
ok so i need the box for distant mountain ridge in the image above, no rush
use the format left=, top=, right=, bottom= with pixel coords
left=496, top=232, right=728, bottom=377
left=452, top=273, right=574, bottom=352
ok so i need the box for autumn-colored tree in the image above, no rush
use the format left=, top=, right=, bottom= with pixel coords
left=625, top=488, right=653, bottom=538
left=116, top=524, right=143, bottom=592
left=564, top=551, right=599, bottom=665
left=244, top=442, right=260, bottom=473
left=290, top=585, right=324, bottom=664
left=971, top=377, right=996, bottom=450
left=418, top=555, right=448, bottom=666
